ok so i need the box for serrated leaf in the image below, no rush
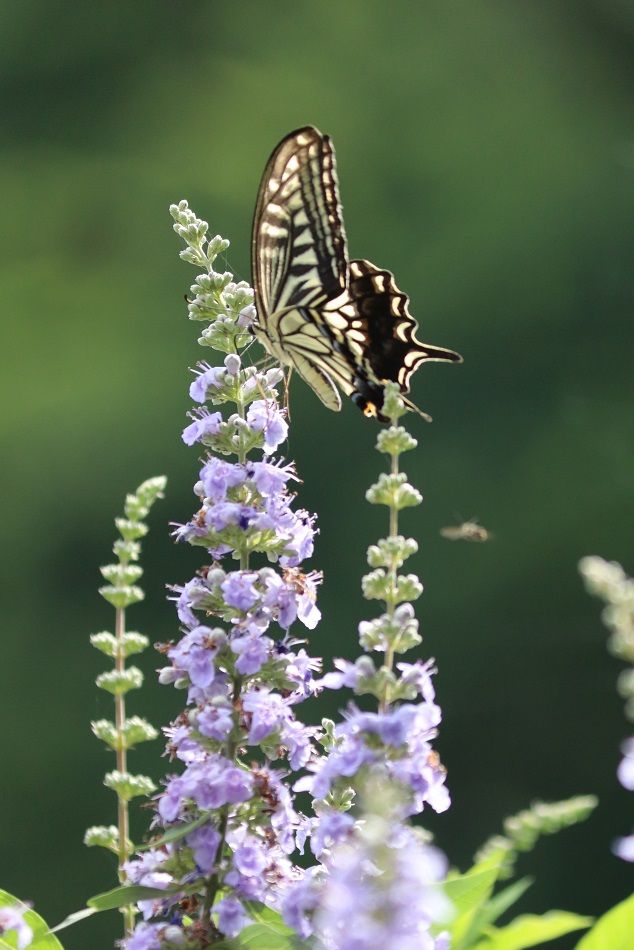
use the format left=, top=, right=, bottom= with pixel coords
left=473, top=911, right=593, bottom=950
left=0, top=890, right=64, bottom=949
left=575, top=892, right=634, bottom=950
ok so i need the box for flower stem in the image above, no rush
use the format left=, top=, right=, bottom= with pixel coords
left=114, top=605, right=135, bottom=934
left=380, top=434, right=400, bottom=713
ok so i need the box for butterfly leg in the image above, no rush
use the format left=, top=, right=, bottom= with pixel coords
left=284, top=367, right=293, bottom=421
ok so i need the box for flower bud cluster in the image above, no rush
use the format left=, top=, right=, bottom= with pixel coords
left=474, top=794, right=598, bottom=879
left=281, top=384, right=451, bottom=948
left=120, top=207, right=322, bottom=947
left=87, top=477, right=165, bottom=868
left=580, top=556, right=634, bottom=862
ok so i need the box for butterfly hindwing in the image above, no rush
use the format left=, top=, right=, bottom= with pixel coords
left=346, top=259, right=462, bottom=391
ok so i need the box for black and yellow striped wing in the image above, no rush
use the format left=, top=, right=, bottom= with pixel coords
left=251, top=126, right=462, bottom=420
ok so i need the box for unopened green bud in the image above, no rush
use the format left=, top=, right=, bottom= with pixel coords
left=100, top=563, right=143, bottom=586
left=90, top=630, right=149, bottom=657
left=367, top=536, right=418, bottom=569
left=91, top=719, right=118, bottom=747
left=99, top=584, right=145, bottom=608
left=319, top=718, right=337, bottom=751
left=366, top=472, right=422, bottom=510
left=113, top=538, right=141, bottom=562
left=135, top=475, right=167, bottom=506
left=382, top=382, right=407, bottom=421
left=376, top=426, right=417, bottom=456
left=84, top=825, right=121, bottom=853
left=96, top=667, right=144, bottom=695
left=104, top=770, right=156, bottom=802
left=207, top=234, right=230, bottom=260
left=361, top=569, right=423, bottom=604
left=115, top=518, right=149, bottom=541
left=121, top=716, right=158, bottom=748
left=90, top=631, right=117, bottom=656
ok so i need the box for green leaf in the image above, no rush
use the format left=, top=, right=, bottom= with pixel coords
left=237, top=904, right=296, bottom=948
left=473, top=911, right=593, bottom=950
left=49, top=908, right=98, bottom=935
left=460, top=878, right=534, bottom=948
left=87, top=883, right=180, bottom=911
left=138, top=813, right=209, bottom=850
left=444, top=865, right=501, bottom=948
left=0, top=890, right=64, bottom=949
left=445, top=867, right=501, bottom=916
left=480, top=878, right=534, bottom=930
left=575, top=892, right=634, bottom=950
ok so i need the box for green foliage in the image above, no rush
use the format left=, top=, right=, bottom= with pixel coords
left=442, top=794, right=599, bottom=950
left=575, top=892, right=634, bottom=950
left=233, top=905, right=297, bottom=949
left=472, top=911, right=592, bottom=949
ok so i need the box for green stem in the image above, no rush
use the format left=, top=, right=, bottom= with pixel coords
left=380, top=443, right=400, bottom=713
left=114, top=605, right=135, bottom=935
left=204, top=356, right=249, bottom=933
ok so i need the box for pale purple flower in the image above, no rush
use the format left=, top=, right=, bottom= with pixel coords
left=216, top=896, right=250, bottom=938
left=397, top=659, right=437, bottom=701
left=281, top=717, right=314, bottom=770
left=188, top=824, right=221, bottom=874
left=0, top=904, right=32, bottom=950
left=221, top=571, right=260, bottom=610
left=197, top=702, right=234, bottom=741
left=158, top=775, right=189, bottom=822
left=298, top=591, right=321, bottom=629
left=246, top=399, right=288, bottom=453
left=248, top=460, right=295, bottom=496
left=205, top=502, right=256, bottom=532
left=311, top=809, right=354, bottom=858
left=617, top=738, right=634, bottom=791
left=233, top=835, right=268, bottom=876
left=243, top=688, right=286, bottom=743
left=122, top=922, right=163, bottom=950
left=613, top=833, right=634, bottom=862
left=200, top=458, right=245, bottom=502
left=192, top=758, right=254, bottom=809
left=281, top=869, right=321, bottom=940
left=190, top=364, right=226, bottom=402
left=182, top=410, right=223, bottom=445
left=232, top=632, right=271, bottom=675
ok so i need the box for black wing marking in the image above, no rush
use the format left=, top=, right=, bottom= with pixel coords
left=345, top=259, right=462, bottom=391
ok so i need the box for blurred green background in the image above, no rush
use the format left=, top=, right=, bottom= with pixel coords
left=2, top=1, right=632, bottom=946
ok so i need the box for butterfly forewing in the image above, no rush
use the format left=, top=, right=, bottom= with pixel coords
left=252, top=127, right=348, bottom=318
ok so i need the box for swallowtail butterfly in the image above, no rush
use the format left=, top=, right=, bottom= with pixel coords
left=251, top=126, right=462, bottom=422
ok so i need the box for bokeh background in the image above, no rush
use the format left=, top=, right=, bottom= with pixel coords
left=2, top=1, right=633, bottom=946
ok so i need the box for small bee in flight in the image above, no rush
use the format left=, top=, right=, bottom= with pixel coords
left=440, top=520, right=492, bottom=542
